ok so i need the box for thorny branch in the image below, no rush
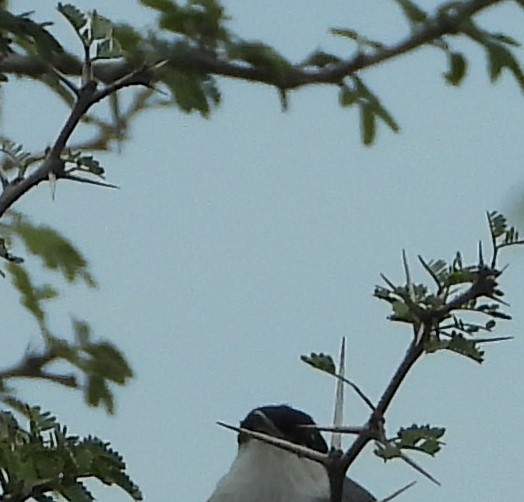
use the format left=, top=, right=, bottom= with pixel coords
left=221, top=258, right=505, bottom=502
left=0, top=65, right=157, bottom=219
left=328, top=264, right=503, bottom=502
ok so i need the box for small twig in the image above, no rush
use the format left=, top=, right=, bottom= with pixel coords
left=335, top=373, right=376, bottom=412
left=216, top=421, right=328, bottom=464
left=495, top=240, right=524, bottom=252
left=49, top=66, right=80, bottom=97
left=340, top=338, right=425, bottom=473
left=0, top=63, right=156, bottom=218
left=418, top=255, right=443, bottom=295
left=92, top=65, right=158, bottom=105
left=380, top=273, right=397, bottom=291
left=487, top=211, right=499, bottom=269
left=402, top=250, right=414, bottom=301
left=0, top=352, right=78, bottom=389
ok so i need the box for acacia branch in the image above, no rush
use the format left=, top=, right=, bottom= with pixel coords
left=0, top=0, right=504, bottom=89
left=0, top=351, right=77, bottom=389
left=0, top=67, right=153, bottom=218
left=328, top=261, right=502, bottom=502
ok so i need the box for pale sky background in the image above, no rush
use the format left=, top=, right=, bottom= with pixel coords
left=3, top=1, right=524, bottom=501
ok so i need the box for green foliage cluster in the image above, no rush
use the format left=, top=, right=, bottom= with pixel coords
left=338, top=77, right=399, bottom=145
left=375, top=425, right=445, bottom=460
left=0, top=7, right=62, bottom=81
left=3, top=0, right=524, bottom=143
left=0, top=209, right=134, bottom=419
left=0, top=407, right=142, bottom=501
left=374, top=211, right=521, bottom=364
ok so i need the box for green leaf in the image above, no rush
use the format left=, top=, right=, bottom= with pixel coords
left=76, top=437, right=143, bottom=499
left=73, top=318, right=91, bottom=346
left=0, top=137, right=33, bottom=171
left=60, top=482, right=95, bottom=501
left=487, top=210, right=507, bottom=239
left=339, top=84, right=358, bottom=107
left=425, top=333, right=485, bottom=363
left=113, top=23, right=143, bottom=54
left=371, top=101, right=400, bottom=133
left=162, top=69, right=211, bottom=116
left=0, top=9, right=64, bottom=59
left=330, top=28, right=360, bottom=40
left=96, top=37, right=123, bottom=59
left=374, top=441, right=401, bottom=460
left=86, top=374, right=114, bottom=414
left=485, top=319, right=496, bottom=330
left=397, top=424, right=445, bottom=456
left=12, top=217, right=96, bottom=287
left=228, top=41, right=291, bottom=85
left=360, top=103, right=376, bottom=145
left=84, top=342, right=133, bottom=384
left=27, top=407, right=58, bottom=434
left=391, top=300, right=412, bottom=321
left=34, top=451, right=66, bottom=479
left=300, top=353, right=336, bottom=374
left=486, top=42, right=524, bottom=90
left=78, top=155, right=104, bottom=175
left=91, top=11, right=113, bottom=40
left=444, top=52, right=467, bottom=86
left=57, top=3, right=88, bottom=32
left=6, top=263, right=54, bottom=323
left=139, top=0, right=177, bottom=12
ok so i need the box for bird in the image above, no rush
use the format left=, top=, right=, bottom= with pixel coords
left=207, top=404, right=376, bottom=502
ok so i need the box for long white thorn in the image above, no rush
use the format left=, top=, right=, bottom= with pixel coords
left=331, top=337, right=345, bottom=450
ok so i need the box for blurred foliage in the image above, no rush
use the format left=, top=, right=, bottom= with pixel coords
left=0, top=407, right=142, bottom=500
left=0, top=211, right=95, bottom=287
left=0, top=211, right=133, bottom=420
left=1, top=0, right=522, bottom=146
